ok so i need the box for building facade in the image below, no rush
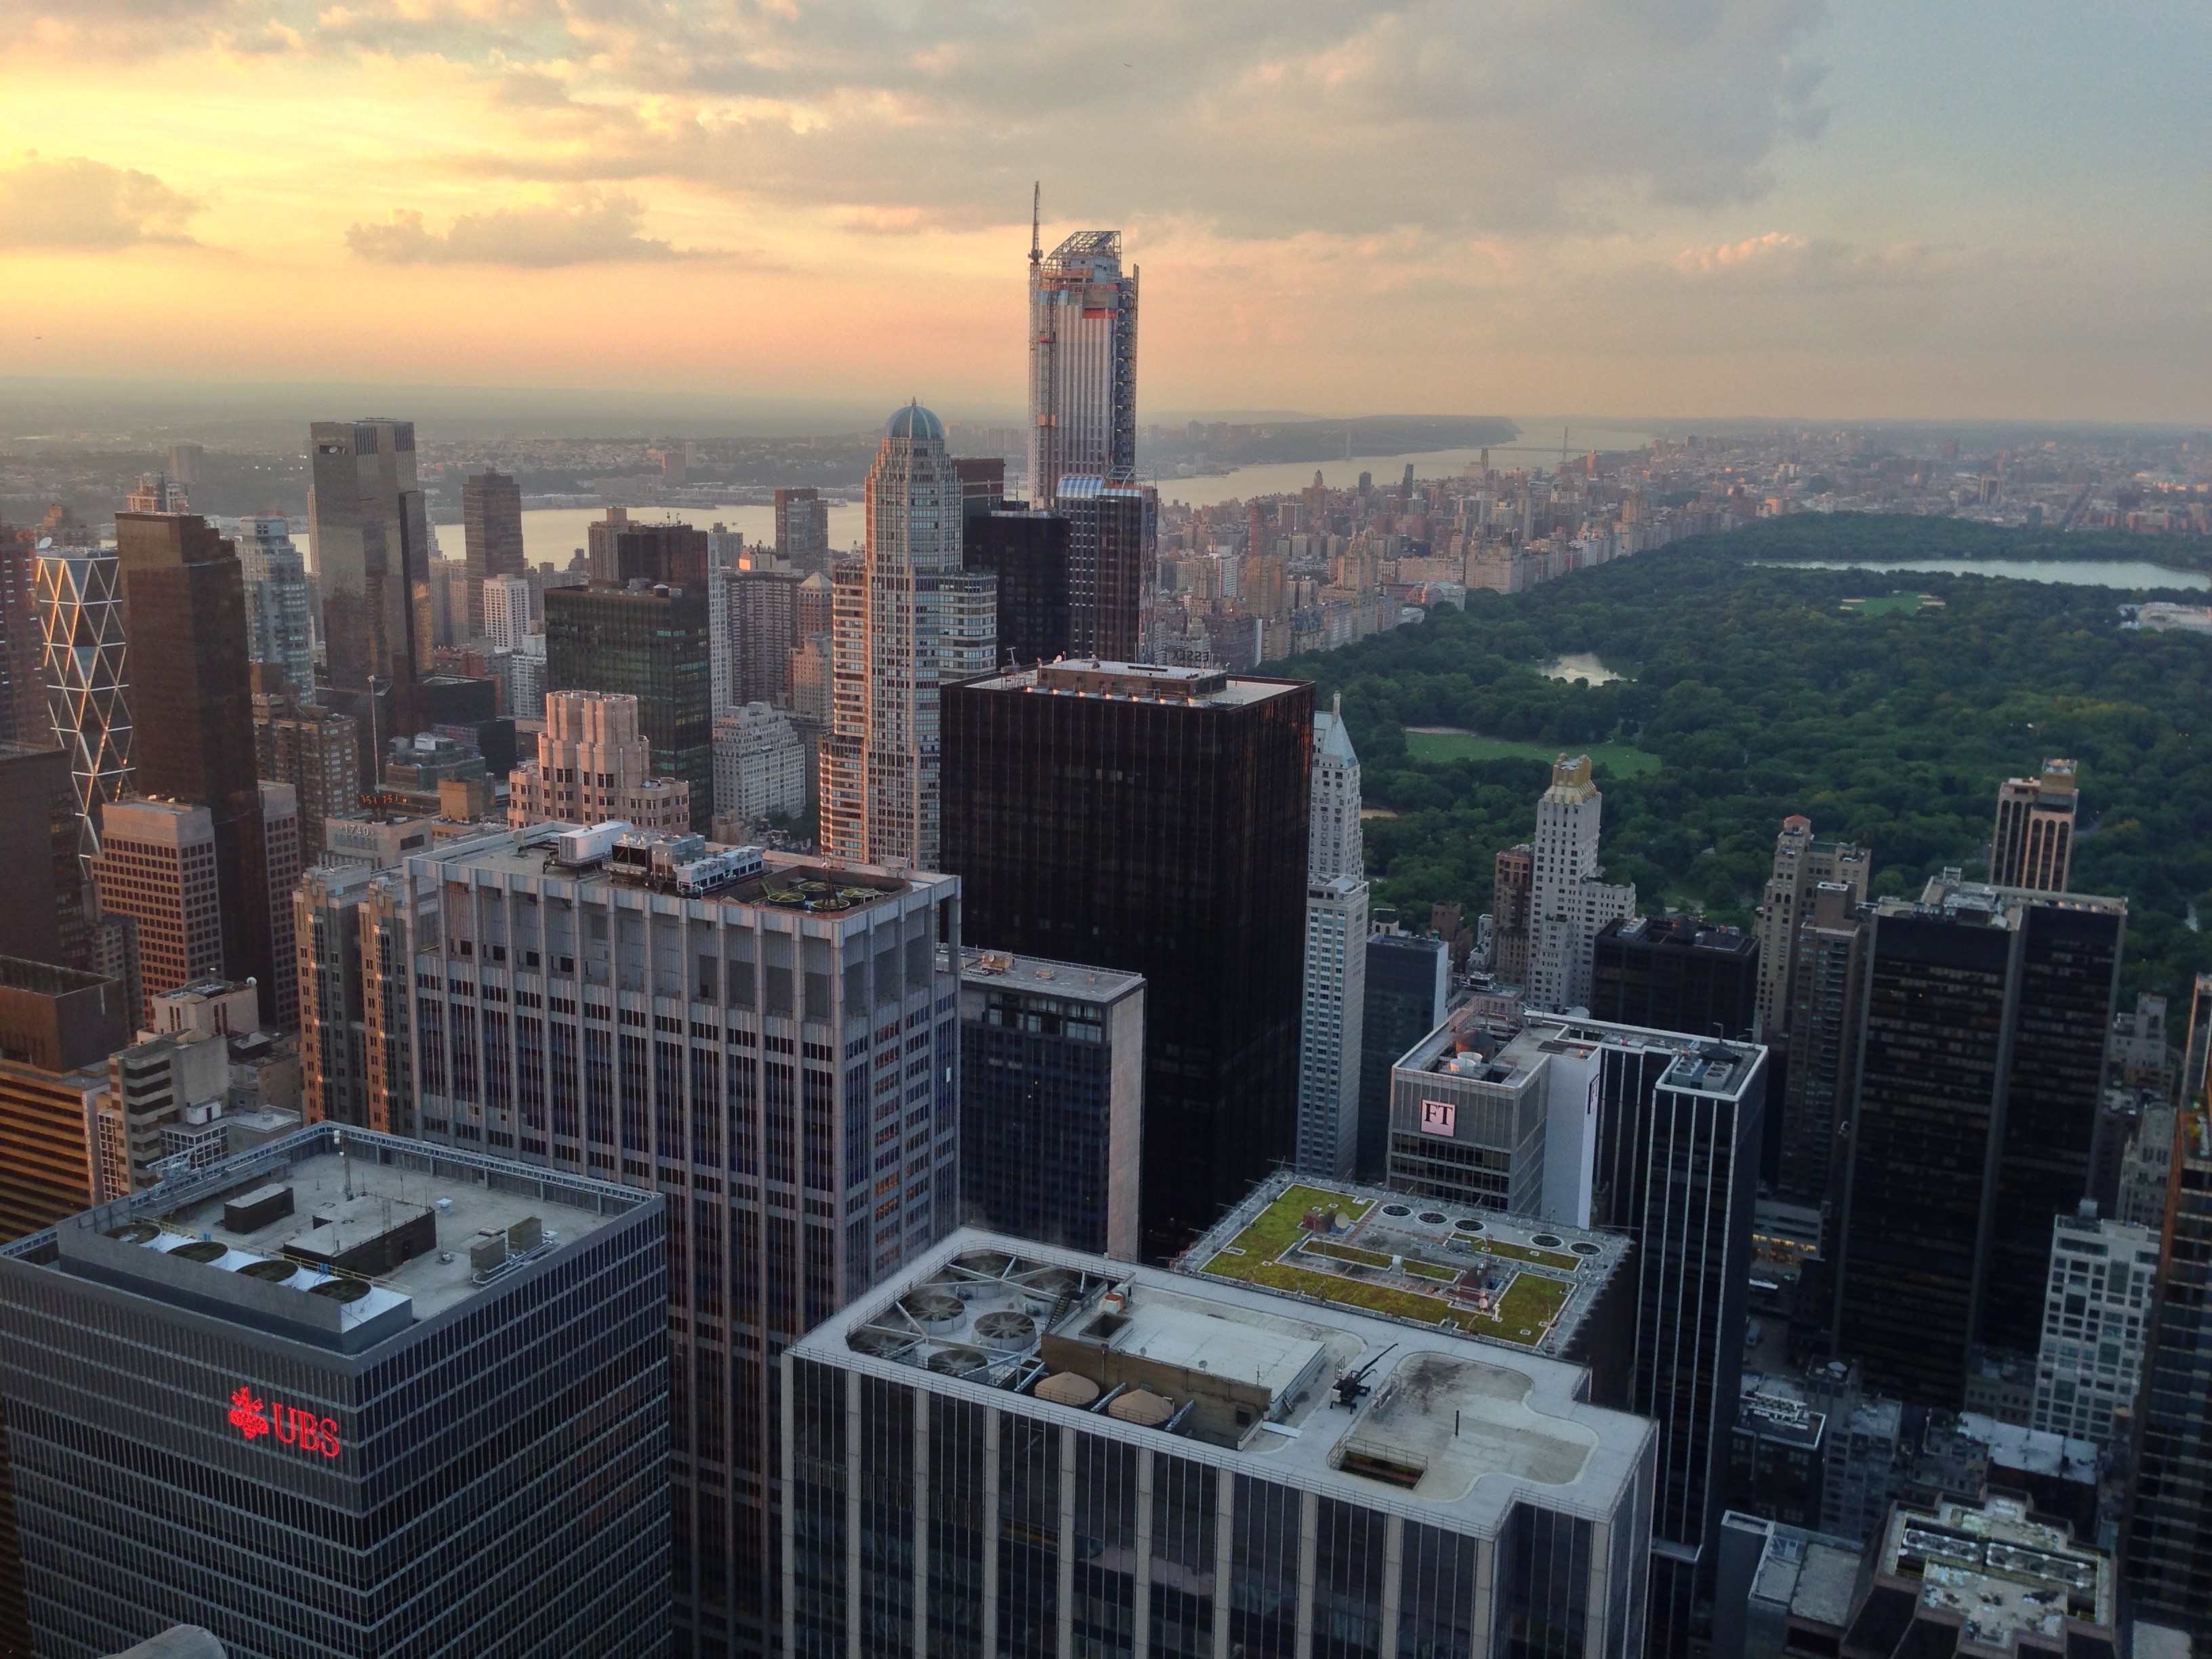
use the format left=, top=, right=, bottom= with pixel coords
left=394, top=825, right=962, bottom=1655
left=1528, top=757, right=1635, bottom=1012
left=785, top=1231, right=1656, bottom=1659
left=712, top=701, right=806, bottom=828
left=2128, top=1106, right=2212, bottom=1632
left=774, top=487, right=830, bottom=575
left=956, top=950, right=1144, bottom=1260
left=34, top=546, right=135, bottom=867
left=1052, top=475, right=1152, bottom=663
left=942, top=660, right=1311, bottom=1262
left=0, top=1125, right=671, bottom=1659
left=544, top=585, right=712, bottom=831
left=1491, top=843, right=1534, bottom=987
left=1591, top=916, right=1759, bottom=1041
left=1992, top=759, right=2078, bottom=893
left=307, top=418, right=430, bottom=741
left=1834, top=877, right=2126, bottom=1407
left=1297, top=875, right=1369, bottom=1181
left=1309, top=691, right=1363, bottom=882
left=0, top=743, right=89, bottom=970
left=234, top=514, right=315, bottom=704
left=508, top=689, right=691, bottom=834
left=1774, top=882, right=1868, bottom=1208
left=115, top=512, right=277, bottom=1001
left=89, top=799, right=223, bottom=1017
left=1027, top=226, right=1139, bottom=506
left=2030, top=1205, right=2156, bottom=1444
left=460, top=467, right=525, bottom=639
left=1752, top=817, right=1869, bottom=1038
left=821, top=405, right=996, bottom=872
left=481, top=572, right=533, bottom=653
left=253, top=694, right=361, bottom=855
left=1355, top=928, right=1449, bottom=1182
left=961, top=509, right=1070, bottom=668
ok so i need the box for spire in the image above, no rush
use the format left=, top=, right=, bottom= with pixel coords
left=1029, top=182, right=1041, bottom=264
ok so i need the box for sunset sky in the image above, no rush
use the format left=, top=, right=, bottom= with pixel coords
left=1, top=0, right=2205, bottom=423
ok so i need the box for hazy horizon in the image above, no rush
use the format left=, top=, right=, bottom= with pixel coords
left=2, top=2, right=2205, bottom=426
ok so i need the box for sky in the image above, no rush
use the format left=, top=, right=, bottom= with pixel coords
left=0, top=0, right=2205, bottom=424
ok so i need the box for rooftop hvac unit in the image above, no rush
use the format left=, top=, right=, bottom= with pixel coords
left=468, top=1232, right=508, bottom=1273
left=554, top=821, right=630, bottom=868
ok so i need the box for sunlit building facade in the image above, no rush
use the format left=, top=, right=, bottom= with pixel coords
left=1027, top=228, right=1138, bottom=508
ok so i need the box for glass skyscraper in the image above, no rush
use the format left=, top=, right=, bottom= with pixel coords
left=1027, top=228, right=1138, bottom=508
left=307, top=419, right=431, bottom=745
left=941, top=661, right=1311, bottom=1263
left=784, top=1231, right=1654, bottom=1659
left=390, top=824, right=963, bottom=1656
left=0, top=1123, right=670, bottom=1659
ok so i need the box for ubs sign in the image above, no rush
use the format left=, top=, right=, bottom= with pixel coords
left=229, top=1385, right=342, bottom=1458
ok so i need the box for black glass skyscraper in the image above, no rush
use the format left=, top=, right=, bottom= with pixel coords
left=1353, top=929, right=1448, bottom=1181
left=1591, top=916, right=1760, bottom=1040
left=114, top=512, right=274, bottom=998
left=962, top=510, right=1070, bottom=668
left=1835, top=878, right=2125, bottom=1407
left=1052, top=476, right=1151, bottom=662
left=546, top=584, right=712, bottom=832
left=942, top=660, right=1311, bottom=1262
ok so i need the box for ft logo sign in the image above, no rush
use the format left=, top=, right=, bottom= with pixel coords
left=229, top=1385, right=342, bottom=1458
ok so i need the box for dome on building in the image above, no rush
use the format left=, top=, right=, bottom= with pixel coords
left=885, top=402, right=945, bottom=444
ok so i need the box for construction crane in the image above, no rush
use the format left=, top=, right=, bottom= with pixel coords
left=1331, top=1343, right=1396, bottom=1408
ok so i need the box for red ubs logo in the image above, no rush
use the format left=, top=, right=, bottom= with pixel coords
left=229, top=1385, right=341, bottom=1458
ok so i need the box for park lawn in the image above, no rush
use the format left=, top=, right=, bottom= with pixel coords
left=1841, top=592, right=1937, bottom=617
left=1403, top=729, right=1660, bottom=775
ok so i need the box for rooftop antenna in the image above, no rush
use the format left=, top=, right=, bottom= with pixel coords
left=1029, top=182, right=1042, bottom=266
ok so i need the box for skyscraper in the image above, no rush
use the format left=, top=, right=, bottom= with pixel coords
left=234, top=514, right=315, bottom=704
left=393, top=824, right=962, bottom=1654
left=308, top=419, right=431, bottom=743
left=1027, top=222, right=1138, bottom=506
left=1309, top=691, right=1363, bottom=880
left=1774, top=881, right=1869, bottom=1207
left=545, top=583, right=712, bottom=832
left=0, top=525, right=45, bottom=749
left=822, top=405, right=996, bottom=871
left=1528, top=755, right=1636, bottom=1011
left=460, top=467, right=525, bottom=638
left=114, top=512, right=276, bottom=1003
left=33, top=544, right=134, bottom=867
left=956, top=949, right=1145, bottom=1258
left=508, top=689, right=691, bottom=834
left=1834, top=876, right=2126, bottom=1406
left=961, top=508, right=1069, bottom=667
left=2127, top=1105, right=2212, bottom=1630
left=1993, top=758, right=2079, bottom=893
left=2030, top=1204, right=2156, bottom=1444
left=0, top=743, right=87, bottom=970
left=0, top=1124, right=672, bottom=1659
left=1491, top=842, right=1534, bottom=985
left=1052, top=474, right=1151, bottom=660
left=773, top=486, right=830, bottom=575
left=253, top=692, right=361, bottom=855
left=88, top=798, right=223, bottom=1014
left=1298, top=698, right=1368, bottom=1180
left=480, top=570, right=533, bottom=652
left=942, top=659, right=1311, bottom=1260
left=1590, top=916, right=1759, bottom=1040
left=1353, top=926, right=1449, bottom=1181
left=1752, top=816, right=1869, bottom=1036
left=722, top=565, right=800, bottom=709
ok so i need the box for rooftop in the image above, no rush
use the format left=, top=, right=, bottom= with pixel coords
left=5, top=1124, right=652, bottom=1355
left=800, top=1230, right=1651, bottom=1536
left=409, top=824, right=939, bottom=919
left=1395, top=1008, right=1765, bottom=1106
left=958, top=949, right=1143, bottom=1005
left=1868, top=1496, right=2114, bottom=1656
left=1175, top=1174, right=1628, bottom=1359
left=960, top=659, right=1304, bottom=709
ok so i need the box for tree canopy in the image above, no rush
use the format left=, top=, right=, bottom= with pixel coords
left=1295, top=515, right=2212, bottom=1006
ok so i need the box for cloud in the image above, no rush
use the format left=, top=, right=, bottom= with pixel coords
left=1671, top=231, right=1982, bottom=289
left=345, top=187, right=701, bottom=265
left=0, top=152, right=202, bottom=247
